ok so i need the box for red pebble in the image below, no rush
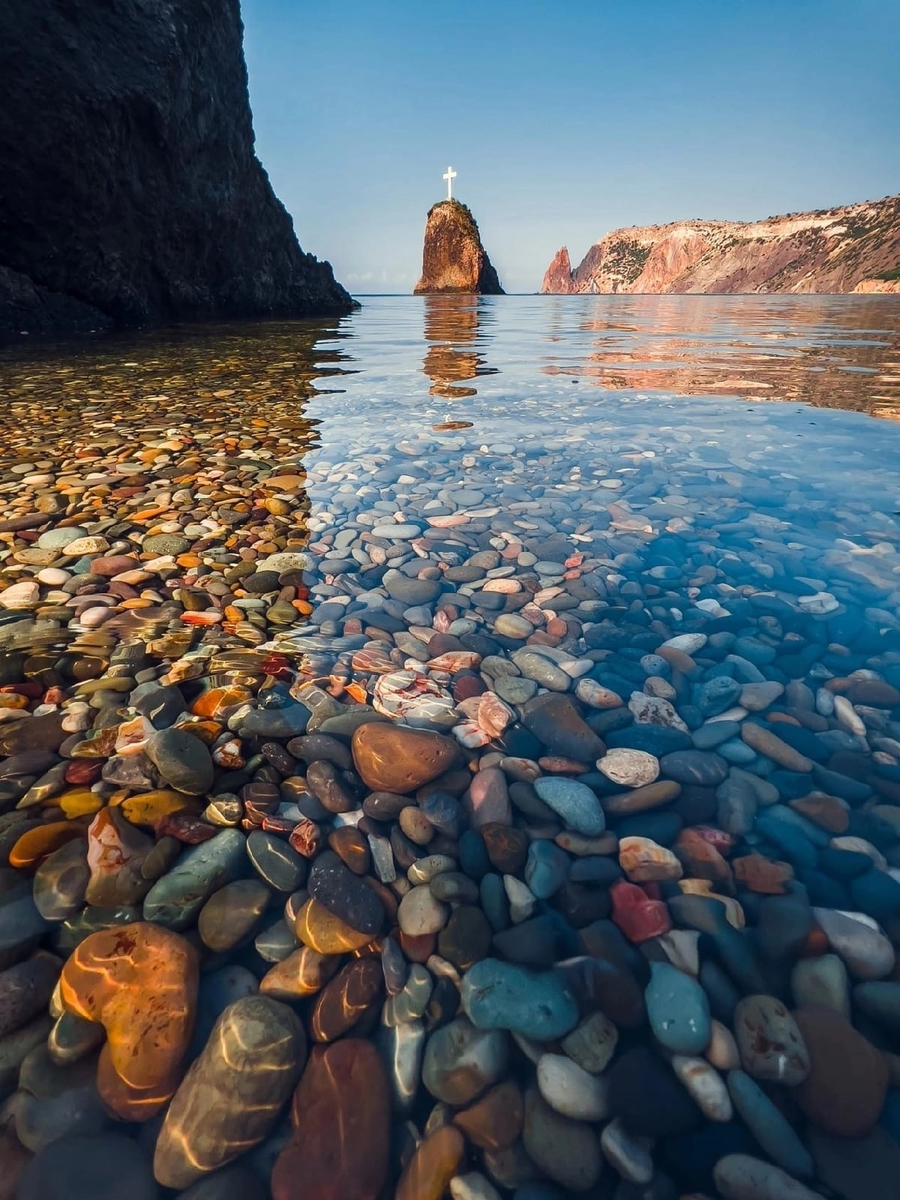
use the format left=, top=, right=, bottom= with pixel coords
left=0, top=682, right=43, bottom=698
left=452, top=673, right=486, bottom=703
left=693, top=825, right=735, bottom=854
left=153, top=813, right=218, bottom=844
left=610, top=879, right=672, bottom=943
left=64, top=760, right=103, bottom=785
left=43, top=687, right=66, bottom=706
left=290, top=818, right=322, bottom=858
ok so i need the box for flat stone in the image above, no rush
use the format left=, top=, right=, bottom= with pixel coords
left=713, top=1154, right=821, bottom=1200
left=271, top=1039, right=390, bottom=1200
left=154, top=996, right=305, bottom=1188
left=453, top=1080, right=523, bottom=1151
left=145, top=728, right=214, bottom=795
left=395, top=1125, right=465, bottom=1200
left=645, top=961, right=710, bottom=1054
left=461, top=958, right=578, bottom=1040
left=561, top=1010, right=618, bottom=1073
left=536, top=1052, right=609, bottom=1120
left=422, top=1016, right=509, bottom=1104
left=309, top=957, right=383, bottom=1042
left=733, top=995, right=810, bottom=1086
left=521, top=693, right=605, bottom=760
left=142, top=830, right=246, bottom=930
left=533, top=777, right=605, bottom=835
left=197, top=880, right=270, bottom=952
left=308, top=852, right=385, bottom=936
left=522, top=1087, right=603, bottom=1192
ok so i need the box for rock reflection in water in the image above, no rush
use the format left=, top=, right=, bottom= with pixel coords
left=421, top=295, right=498, bottom=399
left=541, top=294, right=900, bottom=419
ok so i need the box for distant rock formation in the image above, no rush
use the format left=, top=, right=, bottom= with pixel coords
left=541, top=247, right=573, bottom=296
left=415, top=201, right=504, bottom=295
left=541, top=194, right=900, bottom=295
left=0, top=0, right=354, bottom=335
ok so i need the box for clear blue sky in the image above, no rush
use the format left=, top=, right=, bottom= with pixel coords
left=241, top=0, right=899, bottom=294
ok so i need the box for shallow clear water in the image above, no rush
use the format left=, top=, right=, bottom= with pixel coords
left=4, top=295, right=900, bottom=1196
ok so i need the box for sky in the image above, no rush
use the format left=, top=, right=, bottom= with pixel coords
left=241, top=0, right=900, bottom=295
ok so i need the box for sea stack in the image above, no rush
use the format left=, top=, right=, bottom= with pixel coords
left=0, top=0, right=353, bottom=333
left=414, top=200, right=504, bottom=295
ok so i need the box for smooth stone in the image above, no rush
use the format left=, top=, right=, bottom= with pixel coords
left=438, top=904, right=493, bottom=970
left=449, top=1173, right=502, bottom=1200
left=399, top=885, right=449, bottom=936
left=32, top=839, right=90, bottom=920
left=58, top=923, right=198, bottom=1121
left=461, top=959, right=578, bottom=1040
left=713, top=1154, right=821, bottom=1200
left=308, top=853, right=385, bottom=936
left=536, top=1053, right=609, bottom=1120
left=0, top=952, right=61, bottom=1038
left=645, top=961, right=710, bottom=1054
left=671, top=1055, right=733, bottom=1122
left=522, top=1088, right=603, bottom=1192
left=853, top=980, right=900, bottom=1033
left=246, top=831, right=306, bottom=892
left=467, top=767, right=512, bottom=828
left=240, top=704, right=310, bottom=739
left=17, top=1132, right=161, bottom=1200
left=792, top=1004, right=888, bottom=1137
left=598, top=748, right=659, bottom=788
left=271, top=1039, right=390, bottom=1200
left=600, top=1116, right=654, bottom=1185
left=377, top=1017, right=425, bottom=1113
left=154, top=996, right=305, bottom=1189
left=422, top=1016, right=509, bottom=1104
left=145, top=728, right=214, bottom=795
left=454, top=1080, right=524, bottom=1151
left=143, top=830, right=246, bottom=930
left=395, top=1126, right=465, bottom=1200
left=520, top=693, right=605, bottom=761
left=727, top=1069, right=813, bottom=1178
left=383, top=962, right=433, bottom=1024
left=309, top=957, right=383, bottom=1042
left=351, top=722, right=458, bottom=793
left=790, top=954, right=850, bottom=1017
left=561, top=1011, right=618, bottom=1074
left=733, top=995, right=810, bottom=1086
left=294, top=898, right=374, bottom=954
left=532, top=777, right=605, bottom=836
left=813, top=906, right=896, bottom=979
left=524, top=841, right=570, bottom=900
left=197, top=880, right=270, bottom=952
left=659, top=750, right=728, bottom=786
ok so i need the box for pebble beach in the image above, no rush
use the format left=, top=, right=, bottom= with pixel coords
left=2, top=294, right=900, bottom=1200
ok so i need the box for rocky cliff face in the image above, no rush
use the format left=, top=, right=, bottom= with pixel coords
left=541, top=194, right=900, bottom=295
left=0, top=0, right=353, bottom=334
left=414, top=201, right=504, bottom=295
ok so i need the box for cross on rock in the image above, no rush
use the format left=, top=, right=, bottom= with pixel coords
left=443, top=166, right=457, bottom=201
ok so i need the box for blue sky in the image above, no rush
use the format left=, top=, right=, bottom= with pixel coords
left=242, top=0, right=900, bottom=294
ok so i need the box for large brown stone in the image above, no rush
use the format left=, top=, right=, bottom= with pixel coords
left=58, top=922, right=198, bottom=1121
left=259, top=946, right=340, bottom=1000
left=351, top=722, right=459, bottom=794
left=154, top=996, right=305, bottom=1189
left=271, top=1039, right=390, bottom=1200
left=792, top=1004, right=889, bottom=1137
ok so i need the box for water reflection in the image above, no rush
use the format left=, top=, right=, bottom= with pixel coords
left=421, top=295, right=499, bottom=398
left=540, top=294, right=900, bottom=419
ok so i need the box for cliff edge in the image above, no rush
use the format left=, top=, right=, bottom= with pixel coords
left=414, top=200, right=504, bottom=295
left=0, top=0, right=354, bottom=334
left=541, top=194, right=900, bottom=295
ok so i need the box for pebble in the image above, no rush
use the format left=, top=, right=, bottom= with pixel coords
left=3, top=318, right=900, bottom=1199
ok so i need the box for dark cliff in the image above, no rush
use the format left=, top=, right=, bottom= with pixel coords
left=0, top=0, right=354, bottom=334
left=414, top=200, right=504, bottom=295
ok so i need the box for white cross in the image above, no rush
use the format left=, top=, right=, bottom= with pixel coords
left=443, top=165, right=457, bottom=201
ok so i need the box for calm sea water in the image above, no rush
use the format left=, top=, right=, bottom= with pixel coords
left=3, top=293, right=900, bottom=615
